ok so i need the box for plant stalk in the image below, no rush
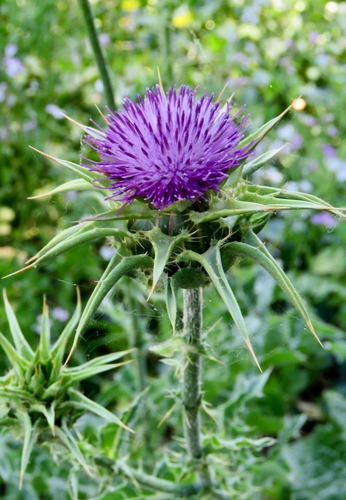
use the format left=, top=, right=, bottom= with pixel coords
left=78, top=0, right=115, bottom=108
left=182, top=288, right=211, bottom=487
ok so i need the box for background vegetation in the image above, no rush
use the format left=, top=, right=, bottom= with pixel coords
left=0, top=0, right=345, bottom=498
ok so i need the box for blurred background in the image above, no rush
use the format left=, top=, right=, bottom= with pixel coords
left=0, top=0, right=346, bottom=498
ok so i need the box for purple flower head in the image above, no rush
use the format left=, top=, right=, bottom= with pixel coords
left=84, top=85, right=252, bottom=209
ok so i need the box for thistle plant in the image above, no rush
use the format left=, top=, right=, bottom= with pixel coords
left=3, top=82, right=344, bottom=497
left=0, top=290, right=133, bottom=488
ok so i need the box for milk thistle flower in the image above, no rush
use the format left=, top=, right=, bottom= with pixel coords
left=84, top=85, right=252, bottom=209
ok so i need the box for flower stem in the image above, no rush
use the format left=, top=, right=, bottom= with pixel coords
left=160, top=8, right=173, bottom=84
left=182, top=288, right=211, bottom=488
left=78, top=0, right=115, bottom=108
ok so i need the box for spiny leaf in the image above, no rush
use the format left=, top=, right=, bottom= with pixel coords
left=18, top=412, right=37, bottom=489
left=227, top=230, right=323, bottom=347
left=164, top=274, right=178, bottom=335
left=31, top=402, right=56, bottom=435
left=29, top=147, right=101, bottom=182
left=243, top=145, right=288, bottom=177
left=240, top=102, right=293, bottom=150
left=147, top=227, right=189, bottom=297
left=63, top=112, right=106, bottom=141
left=26, top=222, right=92, bottom=264
left=63, top=360, right=132, bottom=384
left=50, top=288, right=82, bottom=377
left=64, top=254, right=152, bottom=366
left=67, top=388, right=133, bottom=433
left=55, top=425, right=92, bottom=476
left=64, top=349, right=134, bottom=373
left=28, top=178, right=93, bottom=199
left=3, top=290, right=34, bottom=361
left=182, top=245, right=262, bottom=371
left=0, top=331, right=29, bottom=378
left=32, top=227, right=125, bottom=267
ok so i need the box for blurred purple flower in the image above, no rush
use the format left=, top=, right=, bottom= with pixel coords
left=322, top=113, right=334, bottom=123
left=308, top=31, right=320, bottom=44
left=5, top=44, right=18, bottom=57
left=84, top=85, right=252, bottom=209
left=4, top=56, right=25, bottom=77
left=52, top=307, right=70, bottom=322
left=0, top=82, right=7, bottom=103
left=311, top=212, right=337, bottom=228
left=291, top=134, right=303, bottom=150
left=322, top=144, right=337, bottom=158
left=326, top=125, right=338, bottom=137
left=100, top=246, right=116, bottom=261
left=46, top=104, right=65, bottom=119
left=99, top=33, right=110, bottom=46
left=23, top=120, right=38, bottom=132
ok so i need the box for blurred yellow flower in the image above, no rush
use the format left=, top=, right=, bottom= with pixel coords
left=122, top=0, right=139, bottom=11
left=172, top=6, right=193, bottom=28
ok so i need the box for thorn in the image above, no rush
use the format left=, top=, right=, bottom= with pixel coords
left=63, top=340, right=76, bottom=368
left=76, top=286, right=81, bottom=305
left=95, top=104, right=108, bottom=124
left=216, top=81, right=229, bottom=103
left=27, top=192, right=51, bottom=200
left=157, top=66, right=165, bottom=95
left=29, top=146, right=61, bottom=164
left=62, top=113, right=86, bottom=130
left=147, top=281, right=157, bottom=301
left=2, top=263, right=35, bottom=279
left=244, top=338, right=262, bottom=373
left=157, top=403, right=177, bottom=428
left=307, top=321, right=324, bottom=348
left=42, top=295, right=48, bottom=316
left=25, top=254, right=38, bottom=264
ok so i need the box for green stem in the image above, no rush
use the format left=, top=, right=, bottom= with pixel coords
left=182, top=288, right=211, bottom=488
left=78, top=0, right=115, bottom=108
left=119, top=463, right=201, bottom=496
left=160, top=8, right=173, bottom=84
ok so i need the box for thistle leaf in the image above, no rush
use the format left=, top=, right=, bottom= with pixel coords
left=2, top=290, right=34, bottom=361
left=147, top=227, right=188, bottom=297
left=67, top=388, right=133, bottom=433
left=32, top=227, right=125, bottom=267
left=18, top=412, right=37, bottom=489
left=182, top=245, right=262, bottom=371
left=55, top=425, right=92, bottom=476
left=31, top=402, right=56, bottom=435
left=164, top=274, right=178, bottom=334
left=64, top=254, right=152, bottom=366
left=243, top=145, right=288, bottom=177
left=227, top=230, right=323, bottom=347
left=50, top=288, right=82, bottom=376
left=63, top=360, right=132, bottom=384
left=0, top=331, right=29, bottom=378
left=29, top=147, right=100, bottom=182
left=28, top=178, right=92, bottom=200
left=26, top=222, right=92, bottom=264
left=64, top=349, right=134, bottom=373
left=240, top=102, right=293, bottom=150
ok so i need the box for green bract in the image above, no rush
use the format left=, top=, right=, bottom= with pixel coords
left=9, top=105, right=344, bottom=369
left=0, top=290, right=133, bottom=488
